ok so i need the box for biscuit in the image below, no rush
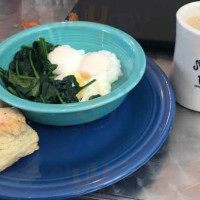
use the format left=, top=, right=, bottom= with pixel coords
left=0, top=107, right=26, bottom=136
left=0, top=108, right=39, bottom=172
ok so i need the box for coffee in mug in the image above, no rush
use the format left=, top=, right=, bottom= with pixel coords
left=186, top=16, right=200, bottom=31
left=171, top=2, right=200, bottom=111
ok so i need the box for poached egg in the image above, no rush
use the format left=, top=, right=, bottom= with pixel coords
left=48, top=45, right=122, bottom=101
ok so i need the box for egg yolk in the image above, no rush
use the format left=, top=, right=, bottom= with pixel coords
left=75, top=74, right=87, bottom=100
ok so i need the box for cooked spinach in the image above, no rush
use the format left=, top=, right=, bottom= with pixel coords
left=54, top=75, right=96, bottom=103
left=0, top=67, right=6, bottom=78
left=0, top=37, right=96, bottom=104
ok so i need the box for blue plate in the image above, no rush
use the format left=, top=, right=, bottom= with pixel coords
left=0, top=57, right=175, bottom=200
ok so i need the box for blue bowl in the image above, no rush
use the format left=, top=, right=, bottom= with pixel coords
left=0, top=22, right=146, bottom=126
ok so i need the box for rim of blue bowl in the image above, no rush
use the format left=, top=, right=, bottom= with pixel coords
left=0, top=21, right=146, bottom=113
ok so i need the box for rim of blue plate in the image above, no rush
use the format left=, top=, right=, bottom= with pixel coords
left=0, top=21, right=146, bottom=113
left=0, top=57, right=176, bottom=199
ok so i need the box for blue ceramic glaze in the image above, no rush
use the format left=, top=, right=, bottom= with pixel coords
left=0, top=57, right=175, bottom=199
left=0, top=21, right=146, bottom=125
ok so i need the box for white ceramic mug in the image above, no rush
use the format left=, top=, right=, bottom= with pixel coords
left=171, top=1, right=200, bottom=111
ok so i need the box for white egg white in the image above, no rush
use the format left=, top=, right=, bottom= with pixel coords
left=79, top=50, right=122, bottom=101
left=48, top=45, right=84, bottom=75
